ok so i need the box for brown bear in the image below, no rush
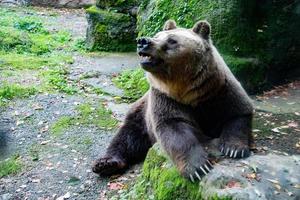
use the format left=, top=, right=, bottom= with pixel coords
left=92, top=20, right=254, bottom=181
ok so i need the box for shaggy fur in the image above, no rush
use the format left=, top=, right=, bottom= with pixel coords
left=92, top=20, right=254, bottom=181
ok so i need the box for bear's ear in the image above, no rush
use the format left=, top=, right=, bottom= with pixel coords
left=163, top=20, right=177, bottom=31
left=192, top=20, right=211, bottom=39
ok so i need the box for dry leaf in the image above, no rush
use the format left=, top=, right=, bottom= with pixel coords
left=225, top=180, right=241, bottom=188
left=267, top=179, right=279, bottom=184
left=108, top=182, right=125, bottom=190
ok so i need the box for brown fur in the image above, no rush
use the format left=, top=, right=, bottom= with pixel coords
left=92, top=20, right=254, bottom=181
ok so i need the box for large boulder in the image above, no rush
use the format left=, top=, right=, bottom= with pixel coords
left=96, top=0, right=139, bottom=16
left=137, top=0, right=300, bottom=93
left=85, top=6, right=136, bottom=52
left=127, top=143, right=300, bottom=200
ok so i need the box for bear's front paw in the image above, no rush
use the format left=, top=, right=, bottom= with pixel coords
left=178, top=147, right=213, bottom=182
left=182, top=159, right=214, bottom=182
left=92, top=156, right=127, bottom=176
left=220, top=142, right=250, bottom=159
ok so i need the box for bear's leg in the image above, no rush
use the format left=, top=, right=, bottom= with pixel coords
left=219, top=115, right=253, bottom=158
left=92, top=101, right=153, bottom=176
left=157, top=121, right=213, bottom=182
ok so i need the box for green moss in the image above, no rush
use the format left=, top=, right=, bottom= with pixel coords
left=0, top=155, right=22, bottom=178
left=223, top=54, right=265, bottom=92
left=137, top=0, right=263, bottom=56
left=137, top=0, right=300, bottom=91
left=125, top=145, right=231, bottom=200
left=0, top=83, right=37, bottom=106
left=113, top=68, right=149, bottom=102
left=96, top=0, right=138, bottom=11
left=86, top=6, right=136, bottom=52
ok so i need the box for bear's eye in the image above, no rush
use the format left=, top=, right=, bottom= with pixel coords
left=167, top=38, right=177, bottom=45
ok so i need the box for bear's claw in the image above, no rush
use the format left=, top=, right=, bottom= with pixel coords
left=188, top=160, right=213, bottom=182
left=220, top=145, right=250, bottom=159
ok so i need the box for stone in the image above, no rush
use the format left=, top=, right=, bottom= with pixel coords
left=96, top=0, right=139, bottom=15
left=85, top=6, right=136, bottom=52
left=127, top=143, right=300, bottom=200
left=0, top=193, right=12, bottom=200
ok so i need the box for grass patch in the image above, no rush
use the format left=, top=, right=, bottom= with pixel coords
left=50, top=103, right=118, bottom=136
left=113, top=68, right=149, bottom=102
left=50, top=116, right=74, bottom=136
left=0, top=155, right=22, bottom=178
left=0, top=52, right=73, bottom=70
left=0, top=7, right=79, bottom=96
left=40, top=66, right=77, bottom=94
left=76, top=103, right=119, bottom=129
left=0, top=83, right=37, bottom=106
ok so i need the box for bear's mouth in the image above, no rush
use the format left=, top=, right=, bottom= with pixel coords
left=138, top=52, right=154, bottom=64
left=138, top=51, right=163, bottom=71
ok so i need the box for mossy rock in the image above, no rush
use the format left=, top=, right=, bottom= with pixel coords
left=86, top=6, right=136, bottom=52
left=127, top=144, right=231, bottom=200
left=137, top=0, right=300, bottom=92
left=96, top=0, right=139, bottom=14
left=223, top=55, right=266, bottom=93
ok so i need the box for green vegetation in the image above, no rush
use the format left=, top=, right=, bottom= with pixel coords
left=50, top=116, right=74, bottom=136
left=0, top=83, right=37, bottom=106
left=117, top=144, right=231, bottom=200
left=0, top=155, right=22, bottom=178
left=136, top=0, right=300, bottom=92
left=50, top=102, right=119, bottom=136
left=113, top=68, right=149, bottom=102
left=85, top=6, right=136, bottom=52
left=40, top=66, right=77, bottom=94
left=76, top=103, right=119, bottom=129
left=223, top=54, right=265, bottom=92
left=0, top=53, right=73, bottom=70
left=0, top=7, right=76, bottom=97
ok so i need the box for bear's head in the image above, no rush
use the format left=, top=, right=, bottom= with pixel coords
left=137, top=20, right=212, bottom=79
left=137, top=20, right=225, bottom=105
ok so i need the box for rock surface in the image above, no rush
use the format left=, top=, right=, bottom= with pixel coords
left=129, top=144, right=300, bottom=200
left=85, top=6, right=136, bottom=52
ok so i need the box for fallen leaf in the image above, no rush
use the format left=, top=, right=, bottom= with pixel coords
left=56, top=192, right=71, bottom=200
left=274, top=183, right=281, bottom=190
left=108, top=182, right=125, bottom=190
left=246, top=173, right=257, bottom=180
left=271, top=128, right=280, bottom=133
left=32, top=103, right=44, bottom=110
left=267, top=178, right=280, bottom=184
left=225, top=180, right=241, bottom=188
left=288, top=122, right=298, bottom=128
left=40, top=140, right=50, bottom=145
left=293, top=184, right=300, bottom=189
left=16, top=120, right=25, bottom=126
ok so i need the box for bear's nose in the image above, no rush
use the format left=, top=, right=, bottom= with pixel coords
left=137, top=37, right=151, bottom=49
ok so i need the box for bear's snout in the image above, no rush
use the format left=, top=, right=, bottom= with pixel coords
left=137, top=37, right=152, bottom=50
